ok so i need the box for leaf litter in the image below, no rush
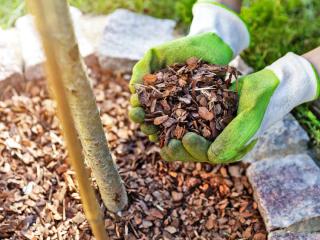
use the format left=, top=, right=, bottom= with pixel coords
left=0, top=73, right=266, bottom=239
left=136, top=57, right=239, bottom=147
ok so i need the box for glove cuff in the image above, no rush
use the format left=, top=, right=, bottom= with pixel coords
left=267, top=52, right=319, bottom=101
left=189, top=1, right=250, bottom=57
left=253, top=52, right=319, bottom=138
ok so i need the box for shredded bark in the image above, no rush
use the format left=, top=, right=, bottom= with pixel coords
left=0, top=75, right=266, bottom=239
left=136, top=57, right=239, bottom=147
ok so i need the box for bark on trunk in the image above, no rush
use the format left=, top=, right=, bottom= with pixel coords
left=28, top=0, right=127, bottom=212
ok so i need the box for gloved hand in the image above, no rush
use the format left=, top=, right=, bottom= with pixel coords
left=168, top=53, right=318, bottom=163
left=129, top=0, right=251, bottom=162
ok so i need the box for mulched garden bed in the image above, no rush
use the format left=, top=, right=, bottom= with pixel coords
left=0, top=74, right=266, bottom=239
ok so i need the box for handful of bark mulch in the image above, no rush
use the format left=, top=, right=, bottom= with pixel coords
left=136, top=57, right=240, bottom=147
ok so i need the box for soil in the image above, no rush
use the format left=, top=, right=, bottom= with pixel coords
left=0, top=74, right=266, bottom=239
left=136, top=57, right=239, bottom=147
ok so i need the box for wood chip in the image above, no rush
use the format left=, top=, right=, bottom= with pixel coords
left=143, top=74, right=157, bottom=85
left=148, top=209, right=164, bottom=219
left=198, top=107, right=214, bottom=121
left=154, top=115, right=169, bottom=125
left=205, top=217, right=215, bottom=230
left=172, top=191, right=183, bottom=202
left=164, top=226, right=177, bottom=234
left=253, top=232, right=267, bottom=240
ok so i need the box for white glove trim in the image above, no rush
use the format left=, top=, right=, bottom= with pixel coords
left=189, top=2, right=250, bottom=57
left=253, top=52, right=318, bottom=138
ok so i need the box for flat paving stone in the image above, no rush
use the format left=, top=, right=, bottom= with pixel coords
left=268, top=231, right=320, bottom=240
left=243, top=114, right=309, bottom=163
left=0, top=28, right=23, bottom=94
left=15, top=7, right=96, bottom=81
left=247, top=154, right=320, bottom=232
left=97, top=9, right=176, bottom=72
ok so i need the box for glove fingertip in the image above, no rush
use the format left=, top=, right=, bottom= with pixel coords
left=182, top=132, right=210, bottom=162
left=130, top=93, right=141, bottom=107
left=167, top=139, right=198, bottom=162
left=160, top=147, right=174, bottom=162
left=141, top=123, right=158, bottom=135
left=128, top=107, right=145, bottom=123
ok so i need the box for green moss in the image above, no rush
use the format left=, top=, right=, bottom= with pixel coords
left=293, top=105, right=320, bottom=147
left=240, top=0, right=320, bottom=70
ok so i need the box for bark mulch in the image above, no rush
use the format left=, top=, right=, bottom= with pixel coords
left=0, top=74, right=266, bottom=239
left=136, top=57, right=239, bottom=147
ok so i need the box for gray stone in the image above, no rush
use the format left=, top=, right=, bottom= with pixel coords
left=0, top=28, right=23, bottom=94
left=268, top=231, right=320, bottom=240
left=80, top=15, right=108, bottom=49
left=97, top=9, right=176, bottom=72
left=243, top=114, right=309, bottom=163
left=71, top=10, right=99, bottom=77
left=15, top=7, right=96, bottom=81
left=15, top=15, right=44, bottom=81
left=247, top=154, right=320, bottom=232
left=79, top=15, right=110, bottom=78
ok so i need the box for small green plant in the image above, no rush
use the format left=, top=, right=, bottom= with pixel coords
left=294, top=105, right=320, bottom=146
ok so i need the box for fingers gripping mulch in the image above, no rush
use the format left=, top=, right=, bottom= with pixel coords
left=0, top=76, right=266, bottom=239
left=136, top=57, right=239, bottom=147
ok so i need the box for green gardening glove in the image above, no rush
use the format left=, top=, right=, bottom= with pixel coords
left=192, top=52, right=320, bottom=163
left=130, top=50, right=319, bottom=164
left=129, top=0, right=251, bottom=163
left=129, top=32, right=235, bottom=162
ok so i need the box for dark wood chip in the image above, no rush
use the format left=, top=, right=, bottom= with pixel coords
left=143, top=74, right=157, bottom=85
left=154, top=115, right=169, bottom=125
left=198, top=107, right=214, bottom=121
left=172, top=191, right=183, bottom=202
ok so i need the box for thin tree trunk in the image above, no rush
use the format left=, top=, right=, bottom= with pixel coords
left=28, top=0, right=127, bottom=212
left=26, top=1, right=109, bottom=239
